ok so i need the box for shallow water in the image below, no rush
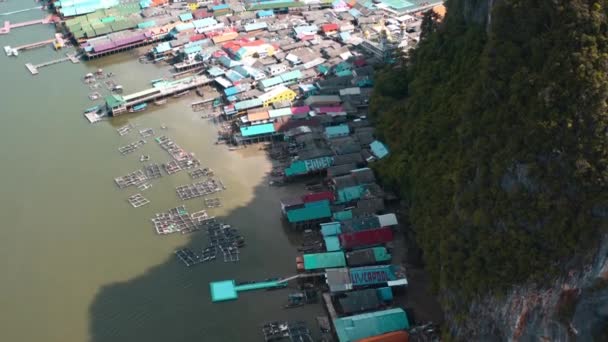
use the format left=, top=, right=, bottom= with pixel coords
left=0, top=5, right=322, bottom=342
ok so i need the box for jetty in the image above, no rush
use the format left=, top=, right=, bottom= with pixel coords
left=25, top=53, right=81, bottom=75
left=0, top=15, right=53, bottom=35
left=105, top=75, right=213, bottom=115
left=210, top=273, right=325, bottom=302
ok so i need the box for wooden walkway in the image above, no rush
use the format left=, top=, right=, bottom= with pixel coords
left=26, top=53, right=81, bottom=75
left=0, top=16, right=52, bottom=35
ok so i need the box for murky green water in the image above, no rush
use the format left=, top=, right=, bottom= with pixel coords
left=0, top=5, right=322, bottom=342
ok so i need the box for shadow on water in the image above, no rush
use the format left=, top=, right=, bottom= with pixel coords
left=88, top=170, right=322, bottom=342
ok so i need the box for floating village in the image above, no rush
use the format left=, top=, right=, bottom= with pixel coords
left=3, top=0, right=446, bottom=340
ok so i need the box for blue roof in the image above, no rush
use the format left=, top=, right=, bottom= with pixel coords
left=260, top=76, right=283, bottom=89
left=225, top=70, right=244, bottom=82
left=208, top=66, right=225, bottom=76
left=325, top=124, right=350, bottom=138
left=179, top=12, right=194, bottom=22
left=235, top=98, right=263, bottom=111
left=244, top=22, right=268, bottom=32
left=193, top=18, right=217, bottom=28
left=233, top=65, right=250, bottom=77
left=321, top=222, right=342, bottom=236
left=340, top=32, right=351, bottom=41
left=175, top=23, right=195, bottom=32
left=257, top=10, right=274, bottom=17
left=212, top=4, right=230, bottom=11
left=325, top=236, right=341, bottom=251
left=184, top=45, right=202, bottom=55
left=280, top=70, right=302, bottom=82
left=218, top=56, right=242, bottom=68
left=240, top=123, right=275, bottom=137
left=154, top=42, right=171, bottom=53
left=294, top=25, right=318, bottom=35
left=349, top=8, right=362, bottom=17
left=370, top=140, right=389, bottom=159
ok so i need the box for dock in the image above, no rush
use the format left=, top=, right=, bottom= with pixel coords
left=108, top=76, right=213, bottom=115
left=0, top=15, right=52, bottom=35
left=25, top=53, right=81, bottom=75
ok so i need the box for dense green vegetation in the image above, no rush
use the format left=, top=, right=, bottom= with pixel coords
left=371, top=0, right=608, bottom=298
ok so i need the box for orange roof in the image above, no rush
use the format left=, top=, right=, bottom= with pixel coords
left=247, top=111, right=270, bottom=121
left=356, top=331, right=409, bottom=342
left=432, top=5, right=446, bottom=18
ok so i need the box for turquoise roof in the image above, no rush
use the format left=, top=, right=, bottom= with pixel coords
left=370, top=140, right=389, bottom=159
left=175, top=22, right=195, bottom=32
left=260, top=76, right=283, bottom=89
left=184, top=45, right=202, bottom=55
left=244, top=22, right=268, bottom=31
left=154, top=42, right=171, bottom=53
left=325, top=236, right=341, bottom=251
left=334, top=308, right=409, bottom=342
left=212, top=4, right=230, bottom=11
left=321, top=222, right=342, bottom=236
left=210, top=280, right=238, bottom=302
left=208, top=66, right=225, bottom=76
left=333, top=209, right=353, bottom=221
left=179, top=12, right=194, bottom=22
left=240, top=123, right=276, bottom=137
left=235, top=98, right=263, bottom=111
left=286, top=199, right=332, bottom=223
left=337, top=185, right=366, bottom=204
left=193, top=18, right=217, bottom=28
left=303, top=251, right=346, bottom=270
left=325, top=124, right=350, bottom=138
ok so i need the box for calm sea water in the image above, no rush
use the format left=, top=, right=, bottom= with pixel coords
left=0, top=4, right=323, bottom=342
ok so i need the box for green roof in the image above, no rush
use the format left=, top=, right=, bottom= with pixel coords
left=334, top=308, right=409, bottom=342
left=105, top=94, right=125, bottom=109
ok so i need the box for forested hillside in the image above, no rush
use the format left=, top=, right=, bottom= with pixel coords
left=371, top=0, right=608, bottom=332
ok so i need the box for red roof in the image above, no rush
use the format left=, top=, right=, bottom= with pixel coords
left=302, top=191, right=335, bottom=203
left=322, top=23, right=339, bottom=33
left=339, top=227, right=393, bottom=249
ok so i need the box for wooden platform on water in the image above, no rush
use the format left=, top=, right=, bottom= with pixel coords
left=26, top=53, right=80, bottom=75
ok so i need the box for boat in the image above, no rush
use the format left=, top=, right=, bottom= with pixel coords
left=129, top=103, right=148, bottom=113
left=172, top=90, right=190, bottom=98
left=150, top=78, right=164, bottom=85
left=112, top=85, right=123, bottom=93
left=140, top=155, right=150, bottom=162
left=154, top=98, right=167, bottom=105
left=84, top=105, right=101, bottom=114
left=12, top=49, right=18, bottom=56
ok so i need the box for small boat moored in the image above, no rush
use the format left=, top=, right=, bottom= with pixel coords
left=129, top=103, right=148, bottom=113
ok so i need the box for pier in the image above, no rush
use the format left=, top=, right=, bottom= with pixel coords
left=25, top=53, right=81, bottom=75
left=106, top=76, right=214, bottom=115
left=0, top=15, right=53, bottom=35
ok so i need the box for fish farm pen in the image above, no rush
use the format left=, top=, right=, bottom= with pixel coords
left=118, top=139, right=146, bottom=155
left=174, top=218, right=245, bottom=267
left=127, top=193, right=149, bottom=208
left=114, top=169, right=147, bottom=189
left=143, top=163, right=162, bottom=179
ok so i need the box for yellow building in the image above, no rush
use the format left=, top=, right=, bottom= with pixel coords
left=258, top=85, right=297, bottom=107
left=188, top=3, right=199, bottom=11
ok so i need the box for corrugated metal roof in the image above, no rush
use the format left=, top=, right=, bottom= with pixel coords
left=334, top=308, right=409, bottom=342
left=370, top=140, right=389, bottom=159
left=325, top=124, right=350, bottom=138
left=240, top=123, right=275, bottom=137
left=303, top=251, right=346, bottom=270
left=235, top=98, right=263, bottom=111
left=326, top=268, right=352, bottom=292
left=324, top=236, right=341, bottom=251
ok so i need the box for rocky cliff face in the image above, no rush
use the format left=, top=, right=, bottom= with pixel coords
left=444, top=235, right=608, bottom=341
left=436, top=1, right=608, bottom=340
